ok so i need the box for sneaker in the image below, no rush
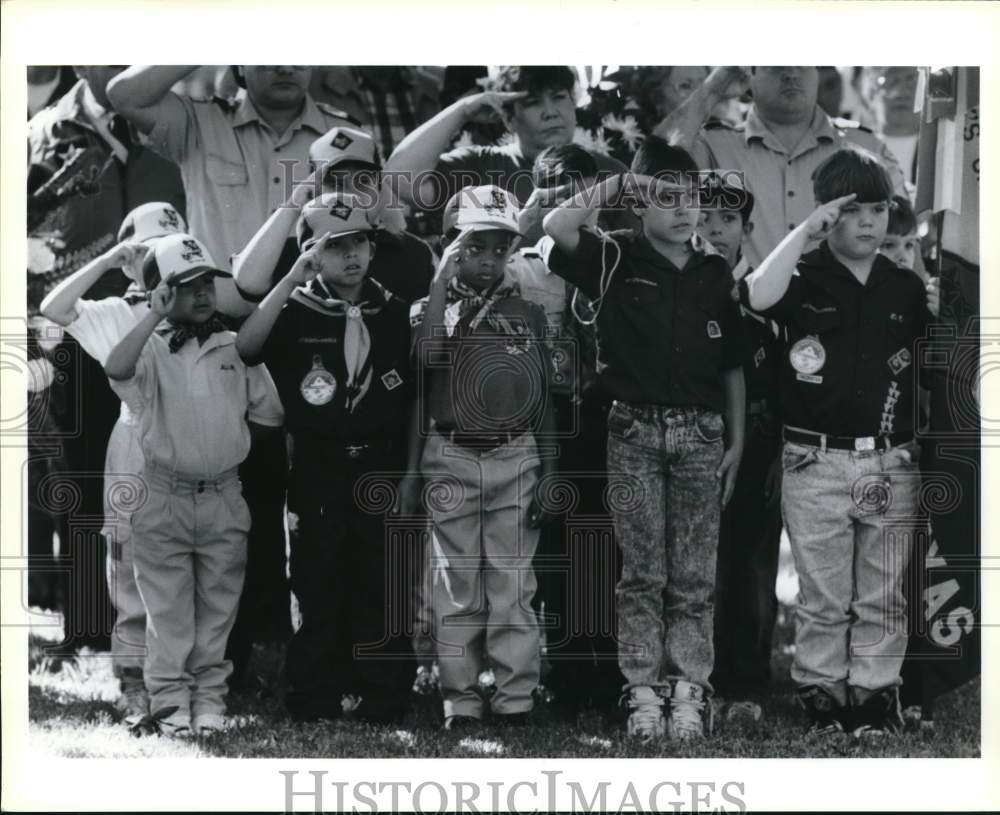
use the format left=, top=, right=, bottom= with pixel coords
left=158, top=713, right=194, bottom=739
left=622, top=686, right=666, bottom=743
left=341, top=693, right=364, bottom=714
left=668, top=680, right=711, bottom=740
left=797, top=685, right=846, bottom=739
left=850, top=687, right=904, bottom=738
left=901, top=704, right=934, bottom=732
left=115, top=669, right=149, bottom=726
left=724, top=700, right=763, bottom=725
left=193, top=713, right=227, bottom=736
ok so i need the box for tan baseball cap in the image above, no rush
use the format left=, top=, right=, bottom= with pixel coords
left=296, top=193, right=379, bottom=251
left=117, top=202, right=187, bottom=245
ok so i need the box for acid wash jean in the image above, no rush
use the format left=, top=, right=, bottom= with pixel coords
left=606, top=402, right=725, bottom=691
left=782, top=439, right=921, bottom=706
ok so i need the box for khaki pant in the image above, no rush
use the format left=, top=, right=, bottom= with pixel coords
left=103, top=418, right=147, bottom=675
left=132, top=464, right=249, bottom=720
left=421, top=431, right=541, bottom=719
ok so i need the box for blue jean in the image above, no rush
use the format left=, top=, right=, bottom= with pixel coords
left=607, top=403, right=725, bottom=689
left=782, top=438, right=920, bottom=704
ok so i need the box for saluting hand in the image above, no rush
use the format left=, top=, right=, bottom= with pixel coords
left=433, top=229, right=470, bottom=286
left=464, top=90, right=529, bottom=119
left=926, top=276, right=941, bottom=318
left=287, top=168, right=323, bottom=210
left=804, top=194, right=857, bottom=241
left=149, top=280, right=176, bottom=317
left=704, top=66, right=752, bottom=101
left=104, top=241, right=148, bottom=271
left=289, top=243, right=324, bottom=285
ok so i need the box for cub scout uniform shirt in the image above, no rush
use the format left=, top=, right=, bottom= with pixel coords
left=250, top=277, right=412, bottom=446
left=545, top=230, right=745, bottom=412
left=740, top=241, right=931, bottom=437
left=692, top=107, right=907, bottom=268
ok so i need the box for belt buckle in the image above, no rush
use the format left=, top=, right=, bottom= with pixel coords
left=854, top=436, right=876, bottom=452
left=345, top=444, right=366, bottom=459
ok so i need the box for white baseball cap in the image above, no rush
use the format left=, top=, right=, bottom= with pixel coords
left=117, top=202, right=186, bottom=245
left=142, top=233, right=230, bottom=289
left=442, top=185, right=523, bottom=236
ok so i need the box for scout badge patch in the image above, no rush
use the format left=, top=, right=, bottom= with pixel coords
left=887, top=347, right=912, bottom=375
left=789, top=336, right=826, bottom=383
left=706, top=320, right=722, bottom=339
left=301, top=355, right=336, bottom=405
left=381, top=369, right=403, bottom=390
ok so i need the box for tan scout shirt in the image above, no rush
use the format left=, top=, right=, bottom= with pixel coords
left=111, top=330, right=283, bottom=478
left=147, top=92, right=355, bottom=314
left=692, top=107, right=906, bottom=268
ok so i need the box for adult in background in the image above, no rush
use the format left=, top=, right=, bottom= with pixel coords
left=309, top=67, right=443, bottom=160
left=107, top=64, right=354, bottom=685
left=386, top=65, right=627, bottom=242
left=106, top=65, right=358, bottom=317
left=27, top=66, right=186, bottom=645
left=868, top=66, right=922, bottom=189
left=657, top=66, right=906, bottom=267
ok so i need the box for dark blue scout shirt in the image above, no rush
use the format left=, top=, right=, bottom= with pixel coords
left=741, top=241, right=931, bottom=437
left=731, top=258, right=782, bottom=404
left=412, top=293, right=550, bottom=436
left=545, top=230, right=745, bottom=412
left=244, top=230, right=436, bottom=308
left=250, top=277, right=413, bottom=446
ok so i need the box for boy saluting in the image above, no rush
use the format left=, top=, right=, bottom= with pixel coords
left=744, top=147, right=932, bottom=738
left=236, top=193, right=415, bottom=724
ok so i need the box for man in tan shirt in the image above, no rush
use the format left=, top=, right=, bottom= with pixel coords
left=107, top=65, right=357, bottom=318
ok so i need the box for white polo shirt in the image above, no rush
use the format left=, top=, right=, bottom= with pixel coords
left=111, top=329, right=283, bottom=478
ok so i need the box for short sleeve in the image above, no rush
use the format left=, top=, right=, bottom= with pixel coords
left=64, top=298, right=143, bottom=365
left=146, top=92, right=197, bottom=164
left=245, top=362, right=284, bottom=427
left=542, top=229, right=613, bottom=300
left=108, top=341, right=154, bottom=407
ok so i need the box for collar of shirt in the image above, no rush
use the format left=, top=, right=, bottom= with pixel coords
left=230, top=90, right=329, bottom=138
left=800, top=240, right=900, bottom=290
left=744, top=105, right=835, bottom=159
left=731, top=253, right=751, bottom=282
left=79, top=83, right=130, bottom=162
left=154, top=322, right=235, bottom=359
left=631, top=231, right=721, bottom=273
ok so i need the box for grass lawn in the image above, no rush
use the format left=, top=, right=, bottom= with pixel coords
left=26, top=606, right=980, bottom=760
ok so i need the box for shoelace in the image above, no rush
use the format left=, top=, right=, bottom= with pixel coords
left=627, top=698, right=665, bottom=736
left=670, top=697, right=706, bottom=735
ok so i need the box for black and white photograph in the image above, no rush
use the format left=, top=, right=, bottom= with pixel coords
left=2, top=1, right=997, bottom=812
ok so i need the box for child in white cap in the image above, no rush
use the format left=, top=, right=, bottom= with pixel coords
left=104, top=233, right=283, bottom=737
left=403, top=185, right=556, bottom=732
left=39, top=202, right=185, bottom=725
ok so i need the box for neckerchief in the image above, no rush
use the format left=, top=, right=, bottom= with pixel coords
left=301, top=277, right=378, bottom=412
left=159, top=313, right=230, bottom=354
left=443, top=272, right=521, bottom=338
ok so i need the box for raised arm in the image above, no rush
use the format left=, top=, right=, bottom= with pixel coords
left=40, top=242, right=144, bottom=326
left=232, top=169, right=321, bottom=300
left=746, top=194, right=856, bottom=311
left=236, top=246, right=321, bottom=363
left=385, top=91, right=526, bottom=204
left=106, top=65, right=200, bottom=135
left=542, top=173, right=624, bottom=255
left=105, top=282, right=173, bottom=380
left=652, top=67, right=751, bottom=147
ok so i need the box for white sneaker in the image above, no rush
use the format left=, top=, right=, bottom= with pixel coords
left=724, top=700, right=763, bottom=725
left=624, top=686, right=666, bottom=743
left=193, top=713, right=227, bottom=736
left=158, top=713, right=194, bottom=739
left=341, top=693, right=364, bottom=714
left=668, top=680, right=710, bottom=740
